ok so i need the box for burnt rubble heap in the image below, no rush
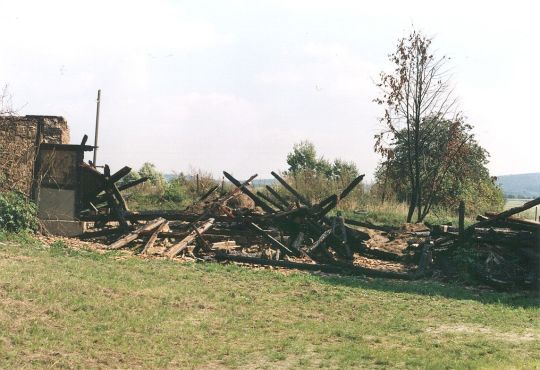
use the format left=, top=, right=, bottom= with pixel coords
left=430, top=198, right=540, bottom=289
left=76, top=163, right=539, bottom=289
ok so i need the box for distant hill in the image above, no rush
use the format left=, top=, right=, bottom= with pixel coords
left=497, top=173, right=540, bottom=198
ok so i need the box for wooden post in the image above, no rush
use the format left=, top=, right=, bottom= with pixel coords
left=458, top=200, right=465, bottom=238
left=196, top=174, right=200, bottom=195
left=93, top=89, right=101, bottom=166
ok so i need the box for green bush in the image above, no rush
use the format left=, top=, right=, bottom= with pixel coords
left=0, top=191, right=38, bottom=232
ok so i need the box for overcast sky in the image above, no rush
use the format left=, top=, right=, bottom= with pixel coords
left=0, top=0, right=538, bottom=180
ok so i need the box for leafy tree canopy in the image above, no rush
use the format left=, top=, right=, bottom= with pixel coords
left=286, top=141, right=358, bottom=181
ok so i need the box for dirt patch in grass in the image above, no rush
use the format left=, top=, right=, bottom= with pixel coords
left=427, top=324, right=540, bottom=343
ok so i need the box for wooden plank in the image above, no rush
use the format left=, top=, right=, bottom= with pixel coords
left=166, top=218, right=215, bottom=258
left=141, top=220, right=168, bottom=255
left=108, top=218, right=166, bottom=250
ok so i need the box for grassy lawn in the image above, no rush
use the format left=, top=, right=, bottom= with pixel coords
left=0, top=234, right=538, bottom=369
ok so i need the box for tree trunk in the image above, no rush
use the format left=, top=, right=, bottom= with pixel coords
left=407, top=188, right=416, bottom=223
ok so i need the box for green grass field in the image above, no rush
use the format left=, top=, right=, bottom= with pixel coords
left=0, top=233, right=538, bottom=369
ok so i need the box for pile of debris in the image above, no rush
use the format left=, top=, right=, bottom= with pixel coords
left=430, top=198, right=540, bottom=289
left=70, top=162, right=538, bottom=288
left=78, top=167, right=419, bottom=279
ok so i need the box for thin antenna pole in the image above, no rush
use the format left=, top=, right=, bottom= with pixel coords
left=93, top=89, right=101, bottom=166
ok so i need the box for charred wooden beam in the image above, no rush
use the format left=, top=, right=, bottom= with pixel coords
left=465, top=197, right=540, bottom=236
left=306, top=229, right=332, bottom=254
left=109, top=166, right=132, bottom=184
left=484, top=212, right=540, bottom=229
left=197, top=184, right=220, bottom=203
left=317, top=194, right=337, bottom=210
left=218, top=174, right=258, bottom=205
left=339, top=174, right=365, bottom=200
left=223, top=171, right=274, bottom=213
left=118, top=177, right=149, bottom=191
left=215, top=253, right=414, bottom=280
left=79, top=211, right=254, bottom=223
left=270, top=171, right=311, bottom=207
left=317, top=195, right=338, bottom=219
left=265, top=185, right=290, bottom=208
left=257, top=191, right=284, bottom=211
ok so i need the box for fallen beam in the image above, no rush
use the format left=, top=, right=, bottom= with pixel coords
left=141, top=221, right=169, bottom=254
left=108, top=218, right=166, bottom=250
left=215, top=253, right=414, bottom=280
left=465, top=197, right=540, bottom=236
left=166, top=218, right=215, bottom=258
left=484, top=212, right=540, bottom=229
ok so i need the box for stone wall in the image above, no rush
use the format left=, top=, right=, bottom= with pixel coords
left=0, top=115, right=70, bottom=195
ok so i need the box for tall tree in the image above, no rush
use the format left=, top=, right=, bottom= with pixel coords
left=374, top=30, right=462, bottom=222
left=374, top=118, right=504, bottom=218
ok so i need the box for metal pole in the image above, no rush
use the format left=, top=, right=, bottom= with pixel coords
left=93, top=89, right=101, bottom=166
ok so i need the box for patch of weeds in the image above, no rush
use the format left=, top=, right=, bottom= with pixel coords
left=0, top=192, right=38, bottom=232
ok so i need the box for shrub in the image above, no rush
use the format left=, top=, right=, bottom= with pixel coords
left=0, top=191, right=38, bottom=232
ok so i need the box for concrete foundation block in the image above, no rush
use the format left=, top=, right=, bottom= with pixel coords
left=40, top=220, right=86, bottom=237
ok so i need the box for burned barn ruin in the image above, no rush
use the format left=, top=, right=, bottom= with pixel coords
left=1, top=115, right=538, bottom=289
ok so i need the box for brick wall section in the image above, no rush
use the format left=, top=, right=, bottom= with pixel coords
left=0, top=115, right=70, bottom=195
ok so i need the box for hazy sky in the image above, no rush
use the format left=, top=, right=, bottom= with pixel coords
left=0, top=0, right=538, bottom=180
